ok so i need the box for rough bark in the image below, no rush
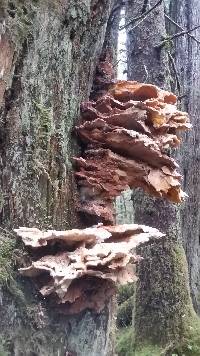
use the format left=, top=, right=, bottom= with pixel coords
left=0, top=1, right=118, bottom=355
left=102, top=0, right=122, bottom=70
left=126, top=0, right=196, bottom=348
left=170, top=0, right=200, bottom=315
left=126, top=0, right=169, bottom=88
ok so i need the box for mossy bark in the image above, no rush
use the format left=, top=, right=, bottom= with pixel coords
left=169, top=0, right=200, bottom=315
left=125, top=0, right=199, bottom=350
left=0, top=1, right=118, bottom=355
left=135, top=241, right=195, bottom=347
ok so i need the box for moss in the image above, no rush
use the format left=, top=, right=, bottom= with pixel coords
left=135, top=345, right=162, bottom=356
left=116, top=327, right=162, bottom=356
left=34, top=100, right=53, bottom=152
left=0, top=234, right=16, bottom=286
left=117, top=296, right=134, bottom=328
left=0, top=234, right=28, bottom=307
left=116, top=315, right=200, bottom=355
left=116, top=327, right=135, bottom=356
left=134, top=240, right=196, bottom=346
left=117, top=283, right=135, bottom=305
left=116, top=244, right=200, bottom=355
left=172, top=313, right=200, bottom=356
left=117, top=283, right=135, bottom=327
left=0, top=0, right=118, bottom=353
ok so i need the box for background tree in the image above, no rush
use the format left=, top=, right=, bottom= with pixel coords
left=118, top=0, right=200, bottom=353
left=170, top=0, right=200, bottom=315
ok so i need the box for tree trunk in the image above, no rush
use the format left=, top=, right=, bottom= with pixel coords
left=0, top=1, right=118, bottom=355
left=170, top=0, right=200, bottom=315
left=126, top=0, right=197, bottom=349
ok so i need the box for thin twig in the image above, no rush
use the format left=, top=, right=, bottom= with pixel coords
left=159, top=24, right=200, bottom=48
left=113, top=58, right=127, bottom=68
left=165, top=14, right=200, bottom=45
left=168, top=51, right=181, bottom=94
left=127, top=15, right=150, bottom=33
left=119, top=0, right=163, bottom=31
left=143, top=64, right=149, bottom=83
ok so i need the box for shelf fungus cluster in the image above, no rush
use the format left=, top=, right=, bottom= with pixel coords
left=74, top=81, right=191, bottom=224
left=14, top=82, right=190, bottom=314
left=15, top=224, right=163, bottom=314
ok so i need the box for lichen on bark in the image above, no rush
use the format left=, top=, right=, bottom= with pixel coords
left=0, top=0, right=119, bottom=355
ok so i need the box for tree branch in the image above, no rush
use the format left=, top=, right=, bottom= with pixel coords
left=119, top=0, right=163, bottom=31
left=165, top=14, right=200, bottom=45
left=168, top=51, right=181, bottom=94
left=167, top=24, right=200, bottom=40
left=159, top=24, right=200, bottom=48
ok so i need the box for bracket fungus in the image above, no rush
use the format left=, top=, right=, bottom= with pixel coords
left=74, top=80, right=191, bottom=224
left=14, top=81, right=190, bottom=315
left=15, top=224, right=164, bottom=314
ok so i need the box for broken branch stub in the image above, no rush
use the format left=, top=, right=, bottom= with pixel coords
left=15, top=225, right=164, bottom=314
left=75, top=80, right=191, bottom=224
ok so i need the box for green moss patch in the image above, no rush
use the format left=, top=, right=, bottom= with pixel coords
left=0, top=234, right=16, bottom=287
left=116, top=327, right=134, bottom=356
left=116, top=327, right=162, bottom=356
left=116, top=267, right=200, bottom=355
left=117, top=283, right=135, bottom=328
left=172, top=313, right=200, bottom=355
left=116, top=315, right=200, bottom=356
left=117, top=296, right=134, bottom=328
left=117, top=283, right=135, bottom=305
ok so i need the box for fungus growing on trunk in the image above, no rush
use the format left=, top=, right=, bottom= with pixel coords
left=75, top=81, right=191, bottom=224
left=15, top=224, right=163, bottom=314
left=14, top=81, right=190, bottom=315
